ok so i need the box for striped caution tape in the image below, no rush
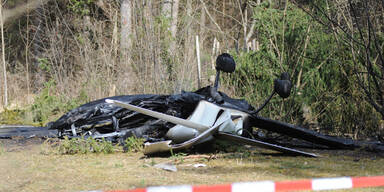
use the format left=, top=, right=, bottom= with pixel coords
left=103, top=175, right=384, bottom=192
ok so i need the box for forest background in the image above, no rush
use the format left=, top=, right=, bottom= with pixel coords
left=0, top=0, right=383, bottom=140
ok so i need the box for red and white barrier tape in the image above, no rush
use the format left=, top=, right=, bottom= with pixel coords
left=103, top=175, right=384, bottom=192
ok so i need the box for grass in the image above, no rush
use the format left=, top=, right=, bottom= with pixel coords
left=0, top=138, right=383, bottom=192
left=123, top=136, right=145, bottom=153
left=56, top=137, right=116, bottom=155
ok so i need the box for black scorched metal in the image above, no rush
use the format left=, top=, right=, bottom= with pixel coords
left=1, top=53, right=383, bottom=156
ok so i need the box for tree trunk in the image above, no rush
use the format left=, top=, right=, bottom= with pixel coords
left=120, top=0, right=135, bottom=93
left=121, top=0, right=132, bottom=55
left=199, top=3, right=206, bottom=49
left=170, top=0, right=179, bottom=54
left=0, top=1, right=7, bottom=107
left=162, top=0, right=177, bottom=53
left=162, top=0, right=179, bottom=90
left=182, top=0, right=194, bottom=90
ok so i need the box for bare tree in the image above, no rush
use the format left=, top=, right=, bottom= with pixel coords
left=0, top=0, right=7, bottom=107
left=120, top=0, right=135, bottom=92
left=161, top=0, right=180, bottom=90
left=120, top=0, right=132, bottom=55
left=32, top=2, right=44, bottom=71
left=161, top=0, right=179, bottom=54
left=182, top=0, right=195, bottom=90
left=170, top=0, right=179, bottom=54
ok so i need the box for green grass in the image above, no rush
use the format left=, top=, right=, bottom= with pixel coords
left=123, top=136, right=145, bottom=153
left=54, top=137, right=117, bottom=155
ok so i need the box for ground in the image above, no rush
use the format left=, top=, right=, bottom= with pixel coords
left=0, top=137, right=383, bottom=192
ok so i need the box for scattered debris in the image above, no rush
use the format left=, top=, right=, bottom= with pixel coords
left=193, top=163, right=206, bottom=168
left=1, top=54, right=384, bottom=157
left=154, top=163, right=177, bottom=172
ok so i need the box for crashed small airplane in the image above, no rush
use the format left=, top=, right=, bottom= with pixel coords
left=1, top=53, right=383, bottom=156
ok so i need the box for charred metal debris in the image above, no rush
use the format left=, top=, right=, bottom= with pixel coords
left=1, top=54, right=384, bottom=157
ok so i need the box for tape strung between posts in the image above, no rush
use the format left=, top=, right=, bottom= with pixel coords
left=93, top=175, right=384, bottom=192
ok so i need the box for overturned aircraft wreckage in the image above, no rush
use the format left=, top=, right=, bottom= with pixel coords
left=1, top=53, right=384, bottom=157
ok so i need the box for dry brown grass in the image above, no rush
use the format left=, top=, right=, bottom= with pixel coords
left=0, top=138, right=383, bottom=192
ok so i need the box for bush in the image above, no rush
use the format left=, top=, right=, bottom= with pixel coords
left=0, top=109, right=27, bottom=125
left=30, top=79, right=88, bottom=126
left=225, top=2, right=381, bottom=138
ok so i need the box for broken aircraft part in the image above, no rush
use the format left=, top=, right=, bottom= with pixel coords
left=1, top=53, right=384, bottom=156
left=108, top=99, right=317, bottom=157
